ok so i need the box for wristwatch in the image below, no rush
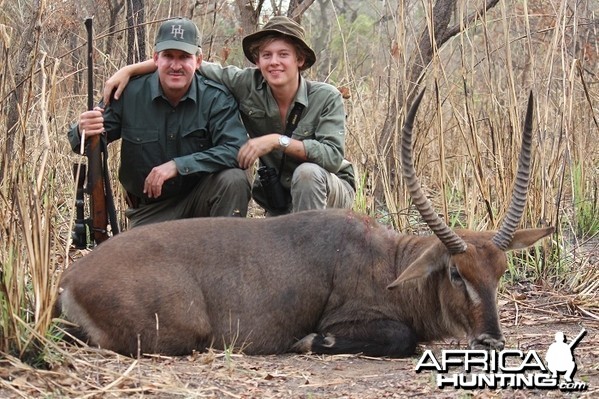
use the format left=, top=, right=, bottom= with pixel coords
left=279, top=135, right=291, bottom=150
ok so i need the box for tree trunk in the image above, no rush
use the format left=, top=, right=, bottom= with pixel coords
left=312, top=0, right=332, bottom=78
left=234, top=0, right=316, bottom=38
left=1, top=0, right=43, bottom=186
left=233, top=0, right=264, bottom=66
left=234, top=0, right=262, bottom=37
left=287, top=0, right=316, bottom=22
left=106, top=0, right=125, bottom=57
left=126, top=0, right=146, bottom=64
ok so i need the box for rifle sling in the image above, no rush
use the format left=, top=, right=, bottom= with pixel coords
left=275, top=100, right=305, bottom=178
left=101, top=135, right=119, bottom=235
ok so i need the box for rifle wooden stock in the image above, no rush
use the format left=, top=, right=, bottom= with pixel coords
left=87, top=136, right=108, bottom=243
left=85, top=17, right=109, bottom=244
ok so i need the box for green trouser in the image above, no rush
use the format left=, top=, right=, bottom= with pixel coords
left=125, top=168, right=250, bottom=228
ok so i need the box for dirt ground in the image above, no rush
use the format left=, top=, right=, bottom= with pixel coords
left=1, top=282, right=597, bottom=399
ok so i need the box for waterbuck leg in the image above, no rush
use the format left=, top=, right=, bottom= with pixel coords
left=292, top=320, right=418, bottom=358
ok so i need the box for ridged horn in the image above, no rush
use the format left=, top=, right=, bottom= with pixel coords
left=401, top=89, right=467, bottom=254
left=491, top=91, right=535, bottom=250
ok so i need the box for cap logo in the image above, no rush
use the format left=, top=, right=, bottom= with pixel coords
left=171, top=25, right=185, bottom=39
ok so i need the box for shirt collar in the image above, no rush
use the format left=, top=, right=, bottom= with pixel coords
left=295, top=76, right=309, bottom=108
left=258, top=73, right=309, bottom=108
left=149, top=71, right=197, bottom=104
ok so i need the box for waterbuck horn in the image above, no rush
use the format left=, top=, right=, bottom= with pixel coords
left=491, top=91, right=535, bottom=250
left=401, top=89, right=468, bottom=254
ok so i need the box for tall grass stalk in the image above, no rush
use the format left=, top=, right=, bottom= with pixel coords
left=571, top=163, right=599, bottom=238
left=0, top=52, right=61, bottom=363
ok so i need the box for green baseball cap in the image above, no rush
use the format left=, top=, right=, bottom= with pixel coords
left=154, top=18, right=201, bottom=54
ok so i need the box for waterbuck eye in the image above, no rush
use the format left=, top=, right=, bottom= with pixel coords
left=450, top=266, right=462, bottom=282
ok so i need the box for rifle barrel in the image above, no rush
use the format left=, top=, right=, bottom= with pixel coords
left=84, top=17, right=109, bottom=244
left=568, top=328, right=587, bottom=349
left=85, top=17, right=94, bottom=111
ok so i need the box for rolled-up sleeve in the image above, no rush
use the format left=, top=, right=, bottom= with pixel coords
left=67, top=123, right=82, bottom=153
left=200, top=62, right=251, bottom=101
left=301, top=89, right=345, bottom=173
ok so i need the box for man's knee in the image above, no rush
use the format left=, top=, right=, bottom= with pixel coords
left=291, top=163, right=327, bottom=188
left=290, top=163, right=354, bottom=211
left=290, top=163, right=328, bottom=212
left=206, top=168, right=251, bottom=217
left=217, top=168, right=251, bottom=192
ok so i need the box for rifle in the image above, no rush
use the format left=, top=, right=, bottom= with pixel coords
left=568, top=328, right=587, bottom=350
left=72, top=17, right=119, bottom=248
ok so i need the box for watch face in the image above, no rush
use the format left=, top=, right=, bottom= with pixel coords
left=280, top=136, right=291, bottom=147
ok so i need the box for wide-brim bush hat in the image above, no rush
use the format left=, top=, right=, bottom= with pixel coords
left=155, top=18, right=201, bottom=54
left=242, top=16, right=316, bottom=70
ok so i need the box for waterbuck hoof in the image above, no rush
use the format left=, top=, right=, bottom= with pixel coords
left=292, top=333, right=317, bottom=353
left=291, top=333, right=337, bottom=353
left=469, top=333, right=505, bottom=351
left=322, top=334, right=336, bottom=348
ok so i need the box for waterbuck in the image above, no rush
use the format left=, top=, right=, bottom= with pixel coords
left=57, top=90, right=553, bottom=357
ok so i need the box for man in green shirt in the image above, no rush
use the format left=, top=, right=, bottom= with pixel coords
left=68, top=18, right=250, bottom=227
left=104, top=17, right=355, bottom=216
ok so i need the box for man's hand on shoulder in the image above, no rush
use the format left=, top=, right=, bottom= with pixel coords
left=103, top=60, right=157, bottom=104
left=103, top=70, right=130, bottom=105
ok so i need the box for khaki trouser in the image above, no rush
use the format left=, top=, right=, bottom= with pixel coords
left=291, top=162, right=355, bottom=212
left=259, top=162, right=355, bottom=216
left=125, top=168, right=250, bottom=228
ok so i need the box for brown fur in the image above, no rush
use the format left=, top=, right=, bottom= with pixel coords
left=57, top=209, right=553, bottom=357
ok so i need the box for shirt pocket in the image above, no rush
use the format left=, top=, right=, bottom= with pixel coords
left=239, top=103, right=269, bottom=135
left=239, top=102, right=266, bottom=119
left=180, top=128, right=212, bottom=156
left=121, top=127, right=162, bottom=171
left=291, top=123, right=316, bottom=141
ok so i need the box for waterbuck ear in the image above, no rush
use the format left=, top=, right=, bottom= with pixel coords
left=503, top=227, right=554, bottom=251
left=387, top=243, right=446, bottom=289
